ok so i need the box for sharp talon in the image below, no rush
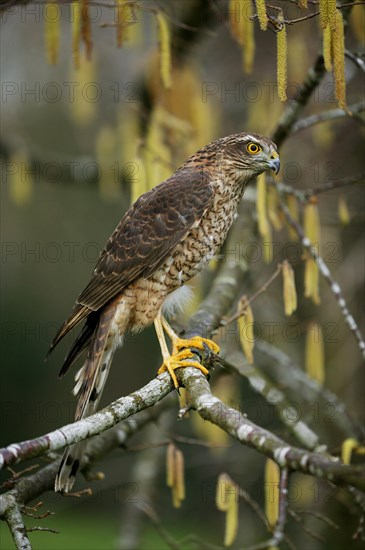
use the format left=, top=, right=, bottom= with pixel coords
left=157, top=346, right=212, bottom=388
left=202, top=342, right=210, bottom=354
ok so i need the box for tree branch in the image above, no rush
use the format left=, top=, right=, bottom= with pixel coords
left=291, top=102, right=365, bottom=134
left=254, top=341, right=365, bottom=443
left=179, top=367, right=365, bottom=492
left=278, top=198, right=365, bottom=357
left=223, top=348, right=321, bottom=451
left=275, top=173, right=365, bottom=200
left=0, top=375, right=175, bottom=470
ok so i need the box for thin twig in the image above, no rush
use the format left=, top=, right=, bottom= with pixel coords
left=345, top=50, right=365, bottom=73
left=272, top=468, right=289, bottom=545
left=26, top=526, right=60, bottom=534
left=291, top=102, right=365, bottom=134
left=275, top=173, right=365, bottom=200
left=294, top=509, right=339, bottom=530
left=289, top=508, right=326, bottom=543
left=278, top=198, right=365, bottom=357
left=220, top=263, right=283, bottom=328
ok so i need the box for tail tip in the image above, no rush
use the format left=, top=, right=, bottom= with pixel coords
left=55, top=453, right=80, bottom=493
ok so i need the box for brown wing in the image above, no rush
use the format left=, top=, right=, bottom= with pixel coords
left=49, top=167, right=213, bottom=352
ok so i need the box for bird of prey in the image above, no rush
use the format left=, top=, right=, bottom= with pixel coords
left=49, top=132, right=280, bottom=492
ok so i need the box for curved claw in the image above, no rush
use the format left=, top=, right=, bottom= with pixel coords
left=157, top=349, right=210, bottom=389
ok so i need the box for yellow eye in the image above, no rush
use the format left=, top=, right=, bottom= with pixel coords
left=247, top=142, right=261, bottom=155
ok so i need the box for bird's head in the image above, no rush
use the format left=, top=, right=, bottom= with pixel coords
left=215, top=132, right=280, bottom=180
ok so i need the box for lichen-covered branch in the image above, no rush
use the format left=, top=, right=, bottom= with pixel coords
left=255, top=340, right=365, bottom=442
left=2, top=495, right=32, bottom=550
left=179, top=368, right=365, bottom=492
left=0, top=376, right=173, bottom=470
left=223, top=347, right=321, bottom=450
left=0, top=402, right=176, bottom=550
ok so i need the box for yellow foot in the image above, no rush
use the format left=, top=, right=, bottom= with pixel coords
left=157, top=337, right=220, bottom=390
left=171, top=336, right=220, bottom=357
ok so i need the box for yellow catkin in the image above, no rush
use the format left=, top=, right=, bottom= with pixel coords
left=116, top=0, right=135, bottom=46
left=341, top=438, right=359, bottom=465
left=216, top=473, right=239, bottom=547
left=229, top=1, right=255, bottom=73
left=286, top=194, right=299, bottom=241
left=238, top=299, right=254, bottom=364
left=257, top=173, right=270, bottom=238
left=256, top=0, right=268, bottom=31
left=265, top=459, right=280, bottom=528
left=144, top=106, right=172, bottom=189
left=304, top=199, right=321, bottom=304
left=243, top=0, right=255, bottom=74
left=156, top=12, right=172, bottom=89
left=174, top=448, right=185, bottom=503
left=319, top=0, right=328, bottom=30
left=45, top=2, right=60, bottom=65
left=304, top=199, right=320, bottom=248
left=8, top=151, right=33, bottom=206
left=323, top=23, right=332, bottom=72
left=312, top=121, right=334, bottom=151
left=267, top=186, right=283, bottom=231
left=116, top=106, right=139, bottom=168
left=338, top=195, right=350, bottom=226
left=282, top=261, right=297, bottom=316
left=328, top=0, right=337, bottom=31
left=116, top=0, right=126, bottom=47
left=332, top=10, right=346, bottom=109
left=276, top=14, right=287, bottom=102
left=191, top=376, right=235, bottom=451
left=288, top=31, right=309, bottom=83
left=190, top=80, right=220, bottom=151
left=126, top=4, right=140, bottom=46
left=95, top=125, right=120, bottom=200
left=257, top=173, right=273, bottom=262
left=225, top=495, right=239, bottom=547
left=350, top=5, right=365, bottom=45
left=166, top=444, right=185, bottom=508
left=69, top=52, right=97, bottom=126
left=216, top=473, right=231, bottom=512
left=166, top=443, right=175, bottom=487
left=305, top=258, right=320, bottom=305
left=305, top=322, right=325, bottom=384
left=229, top=0, right=244, bottom=44
left=71, top=1, right=81, bottom=69
left=130, top=155, right=146, bottom=205
left=298, top=0, right=308, bottom=8
left=81, top=0, right=92, bottom=60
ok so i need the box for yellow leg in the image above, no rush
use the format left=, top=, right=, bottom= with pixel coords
left=154, top=312, right=179, bottom=389
left=154, top=311, right=220, bottom=389
left=161, top=316, right=220, bottom=356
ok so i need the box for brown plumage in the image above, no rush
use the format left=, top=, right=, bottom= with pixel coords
left=49, top=132, right=280, bottom=492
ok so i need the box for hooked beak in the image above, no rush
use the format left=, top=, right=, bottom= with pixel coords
left=267, top=151, right=280, bottom=175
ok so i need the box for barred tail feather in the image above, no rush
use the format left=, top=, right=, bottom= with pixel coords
left=54, top=441, right=87, bottom=493
left=59, top=311, right=99, bottom=378
left=55, top=304, right=122, bottom=493
left=46, top=303, right=91, bottom=360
